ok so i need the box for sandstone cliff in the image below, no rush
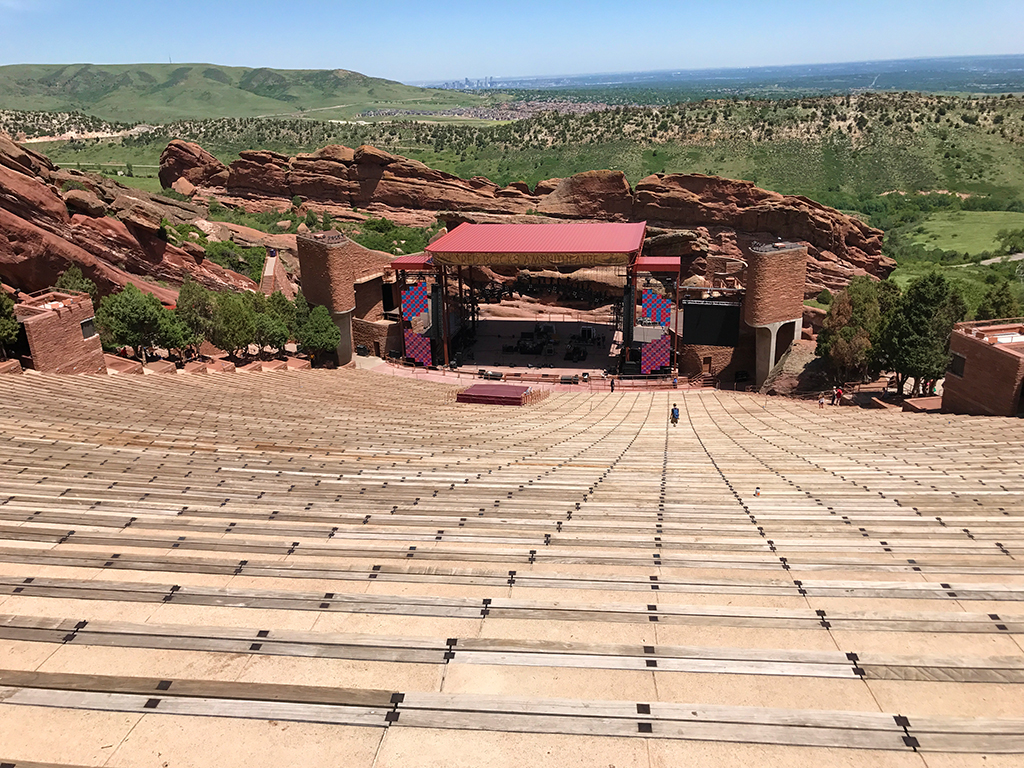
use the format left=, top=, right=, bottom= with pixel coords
left=0, top=133, right=255, bottom=301
left=160, top=139, right=892, bottom=295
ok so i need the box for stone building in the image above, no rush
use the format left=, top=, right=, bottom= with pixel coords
left=296, top=232, right=401, bottom=364
left=743, top=242, right=808, bottom=387
left=942, top=319, right=1024, bottom=416
left=666, top=241, right=807, bottom=387
left=13, top=291, right=105, bottom=374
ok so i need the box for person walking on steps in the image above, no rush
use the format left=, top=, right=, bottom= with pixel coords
left=670, top=403, right=679, bottom=426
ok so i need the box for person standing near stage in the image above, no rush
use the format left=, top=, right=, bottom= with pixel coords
left=610, top=379, right=615, bottom=393
left=670, top=403, right=679, bottom=426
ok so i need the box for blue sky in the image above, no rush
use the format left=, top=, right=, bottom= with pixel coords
left=1, top=0, right=1022, bottom=83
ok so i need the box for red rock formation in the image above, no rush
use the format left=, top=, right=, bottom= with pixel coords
left=158, top=140, right=229, bottom=189
left=0, top=134, right=254, bottom=300
left=633, top=174, right=891, bottom=280
left=536, top=170, right=633, bottom=219
left=161, top=140, right=890, bottom=295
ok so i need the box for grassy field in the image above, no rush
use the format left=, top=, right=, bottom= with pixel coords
left=909, top=210, right=1024, bottom=255
left=0, top=63, right=506, bottom=123
left=889, top=259, right=1024, bottom=313
left=26, top=92, right=1024, bottom=202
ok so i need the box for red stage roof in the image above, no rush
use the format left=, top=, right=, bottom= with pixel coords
left=636, top=256, right=681, bottom=273
left=428, top=222, right=646, bottom=255
left=425, top=222, right=647, bottom=267
left=390, top=253, right=433, bottom=270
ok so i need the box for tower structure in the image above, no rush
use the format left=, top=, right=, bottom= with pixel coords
left=742, top=241, right=808, bottom=387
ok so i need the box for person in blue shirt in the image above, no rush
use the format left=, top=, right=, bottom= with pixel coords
left=670, top=403, right=679, bottom=426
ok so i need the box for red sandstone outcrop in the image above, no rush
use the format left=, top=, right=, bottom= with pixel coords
left=536, top=170, right=633, bottom=219
left=160, top=140, right=891, bottom=295
left=633, top=174, right=891, bottom=281
left=0, top=133, right=254, bottom=300
left=158, top=140, right=229, bottom=189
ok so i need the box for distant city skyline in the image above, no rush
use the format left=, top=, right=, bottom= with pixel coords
left=1, top=0, right=1022, bottom=84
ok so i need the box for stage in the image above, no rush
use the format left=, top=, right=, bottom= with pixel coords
left=450, top=318, right=621, bottom=375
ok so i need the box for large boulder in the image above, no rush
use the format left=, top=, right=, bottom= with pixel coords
left=0, top=131, right=54, bottom=178
left=63, top=189, right=107, bottom=217
left=158, top=139, right=229, bottom=189
left=171, top=177, right=196, bottom=197
left=633, top=174, right=886, bottom=267
left=537, top=170, right=633, bottom=219
left=0, top=135, right=255, bottom=299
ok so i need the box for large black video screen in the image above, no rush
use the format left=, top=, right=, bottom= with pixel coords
left=681, top=303, right=740, bottom=347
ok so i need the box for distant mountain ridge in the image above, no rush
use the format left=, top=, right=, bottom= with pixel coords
left=0, top=63, right=477, bottom=123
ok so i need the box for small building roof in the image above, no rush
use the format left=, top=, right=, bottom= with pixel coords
left=636, top=256, right=681, bottom=273
left=426, top=222, right=647, bottom=267
left=391, top=252, right=434, bottom=270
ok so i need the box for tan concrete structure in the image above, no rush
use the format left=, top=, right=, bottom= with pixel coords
left=0, top=371, right=1023, bottom=767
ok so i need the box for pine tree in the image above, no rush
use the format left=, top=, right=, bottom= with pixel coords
left=873, top=273, right=966, bottom=396
left=54, top=264, right=98, bottom=300
left=174, top=277, right=213, bottom=358
left=0, top=292, right=19, bottom=361
left=816, top=276, right=891, bottom=384
left=297, top=305, right=340, bottom=364
left=209, top=292, right=256, bottom=358
left=266, top=290, right=296, bottom=337
left=975, top=281, right=1021, bottom=321
left=95, top=284, right=174, bottom=363
left=292, top=290, right=310, bottom=337
left=253, top=313, right=289, bottom=357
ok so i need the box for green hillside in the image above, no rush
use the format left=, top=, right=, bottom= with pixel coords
left=0, top=63, right=501, bottom=122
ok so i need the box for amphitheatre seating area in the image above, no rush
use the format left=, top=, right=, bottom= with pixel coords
left=1, top=368, right=1023, bottom=767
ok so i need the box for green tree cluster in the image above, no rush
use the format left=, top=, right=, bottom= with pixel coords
left=95, top=284, right=188, bottom=363
left=53, top=264, right=98, bottom=300
left=995, top=228, right=1024, bottom=256
left=975, top=281, right=1022, bottom=321
left=296, top=305, right=341, bottom=363
left=817, top=273, right=968, bottom=395
left=162, top=279, right=332, bottom=363
left=174, top=278, right=294, bottom=359
left=0, top=292, right=19, bottom=360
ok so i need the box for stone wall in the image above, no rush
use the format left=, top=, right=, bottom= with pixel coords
left=296, top=235, right=356, bottom=312
left=355, top=278, right=385, bottom=323
left=743, top=244, right=808, bottom=328
left=352, top=317, right=401, bottom=358
left=296, top=233, right=393, bottom=315
left=942, top=332, right=1024, bottom=416
left=676, top=325, right=757, bottom=384
left=21, top=297, right=105, bottom=374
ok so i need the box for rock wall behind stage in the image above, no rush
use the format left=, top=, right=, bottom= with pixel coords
left=161, top=140, right=893, bottom=298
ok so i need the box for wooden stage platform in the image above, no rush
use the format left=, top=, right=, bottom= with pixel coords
left=456, top=383, right=532, bottom=406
